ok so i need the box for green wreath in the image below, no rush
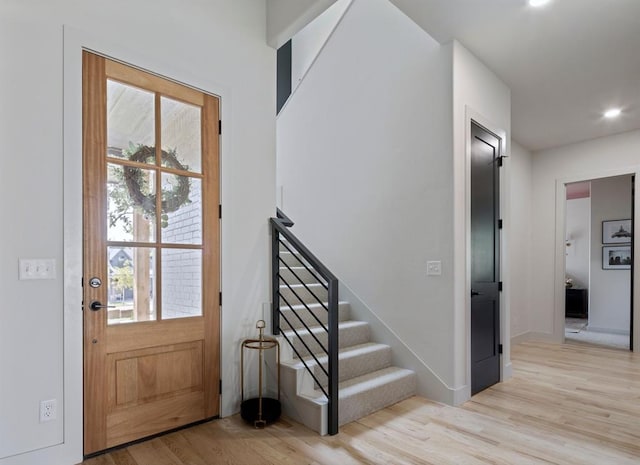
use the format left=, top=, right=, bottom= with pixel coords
left=123, top=145, right=191, bottom=220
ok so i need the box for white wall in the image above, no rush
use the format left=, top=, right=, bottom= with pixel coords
left=531, top=129, right=640, bottom=344
left=267, top=0, right=337, bottom=48
left=565, top=197, right=591, bottom=289
left=291, top=0, right=351, bottom=91
left=451, top=41, right=511, bottom=391
left=277, top=0, right=456, bottom=397
left=509, top=142, right=533, bottom=340
left=278, top=0, right=514, bottom=403
left=0, top=1, right=275, bottom=463
left=589, top=175, right=632, bottom=334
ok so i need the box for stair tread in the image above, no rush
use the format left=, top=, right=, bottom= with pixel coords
left=279, top=267, right=327, bottom=283
left=280, top=301, right=349, bottom=311
left=334, top=366, right=415, bottom=398
left=279, top=251, right=304, bottom=259
left=280, top=282, right=325, bottom=289
left=302, top=366, right=415, bottom=403
left=283, top=342, right=390, bottom=369
left=282, top=319, right=367, bottom=338
left=278, top=251, right=310, bottom=267
left=279, top=265, right=319, bottom=272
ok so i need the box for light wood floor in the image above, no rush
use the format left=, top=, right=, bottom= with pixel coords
left=82, top=341, right=640, bottom=465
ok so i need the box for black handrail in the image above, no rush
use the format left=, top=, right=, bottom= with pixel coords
left=270, top=209, right=339, bottom=435
left=276, top=208, right=295, bottom=227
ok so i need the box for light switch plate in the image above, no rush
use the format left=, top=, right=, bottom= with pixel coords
left=19, top=259, right=56, bottom=280
left=427, top=260, right=442, bottom=276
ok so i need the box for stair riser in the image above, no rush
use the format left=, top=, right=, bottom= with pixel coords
left=279, top=267, right=325, bottom=285
left=279, top=303, right=350, bottom=331
left=286, top=324, right=369, bottom=358
left=278, top=252, right=308, bottom=268
left=338, top=372, right=417, bottom=426
left=315, top=346, right=392, bottom=387
left=279, top=285, right=328, bottom=306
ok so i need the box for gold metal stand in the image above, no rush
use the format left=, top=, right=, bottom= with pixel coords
left=240, top=320, right=281, bottom=427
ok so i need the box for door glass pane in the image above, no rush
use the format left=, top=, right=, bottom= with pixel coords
left=107, top=247, right=156, bottom=325
left=160, top=174, right=202, bottom=245
left=470, top=137, right=497, bottom=283
left=161, top=249, right=202, bottom=319
left=161, top=96, right=202, bottom=174
left=107, top=163, right=156, bottom=242
left=107, top=80, right=155, bottom=163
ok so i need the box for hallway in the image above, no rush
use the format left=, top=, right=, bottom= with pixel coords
left=565, top=317, right=630, bottom=350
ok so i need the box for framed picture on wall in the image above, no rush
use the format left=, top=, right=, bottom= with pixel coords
left=602, top=245, right=632, bottom=270
left=602, top=219, right=632, bottom=244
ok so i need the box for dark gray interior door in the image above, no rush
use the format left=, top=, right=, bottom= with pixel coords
left=470, top=121, right=501, bottom=395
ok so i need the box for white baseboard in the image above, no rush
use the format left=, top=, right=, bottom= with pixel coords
left=511, top=331, right=558, bottom=346
left=502, top=361, right=513, bottom=380
left=586, top=326, right=630, bottom=335
left=452, top=384, right=470, bottom=406
left=339, top=282, right=457, bottom=405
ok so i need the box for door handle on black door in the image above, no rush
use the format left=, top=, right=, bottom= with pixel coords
left=471, top=290, right=482, bottom=297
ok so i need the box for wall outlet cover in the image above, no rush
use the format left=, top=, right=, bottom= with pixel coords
left=19, top=258, right=56, bottom=280
left=427, top=260, right=442, bottom=276
left=39, top=399, right=57, bottom=423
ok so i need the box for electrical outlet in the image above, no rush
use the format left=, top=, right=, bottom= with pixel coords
left=39, top=399, right=57, bottom=423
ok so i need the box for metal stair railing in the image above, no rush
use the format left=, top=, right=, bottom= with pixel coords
left=270, top=209, right=339, bottom=435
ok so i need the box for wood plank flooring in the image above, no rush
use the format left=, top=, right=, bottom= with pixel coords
left=81, top=341, right=640, bottom=464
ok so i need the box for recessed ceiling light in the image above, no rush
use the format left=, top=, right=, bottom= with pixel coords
left=529, top=0, right=551, bottom=6
left=604, top=108, right=622, bottom=119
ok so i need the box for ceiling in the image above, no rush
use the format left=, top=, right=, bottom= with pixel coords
left=268, top=0, right=640, bottom=152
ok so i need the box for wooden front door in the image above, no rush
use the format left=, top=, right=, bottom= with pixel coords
left=470, top=121, right=501, bottom=395
left=82, top=51, right=220, bottom=455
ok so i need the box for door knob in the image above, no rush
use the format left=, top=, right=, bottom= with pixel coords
left=471, top=290, right=482, bottom=297
left=90, top=301, right=115, bottom=311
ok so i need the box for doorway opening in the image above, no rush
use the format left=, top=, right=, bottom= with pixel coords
left=563, top=175, right=634, bottom=350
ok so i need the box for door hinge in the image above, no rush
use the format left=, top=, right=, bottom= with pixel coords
left=498, top=281, right=503, bottom=292
left=498, top=219, right=503, bottom=229
left=218, top=120, right=222, bottom=135
left=219, top=379, right=222, bottom=394
left=498, top=344, right=503, bottom=354
left=219, top=204, right=222, bottom=219
left=219, top=291, right=222, bottom=306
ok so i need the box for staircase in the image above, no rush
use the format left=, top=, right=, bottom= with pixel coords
left=271, top=211, right=416, bottom=435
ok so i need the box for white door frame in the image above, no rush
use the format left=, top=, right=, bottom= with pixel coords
left=554, top=169, right=640, bottom=349
left=463, top=107, right=511, bottom=401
